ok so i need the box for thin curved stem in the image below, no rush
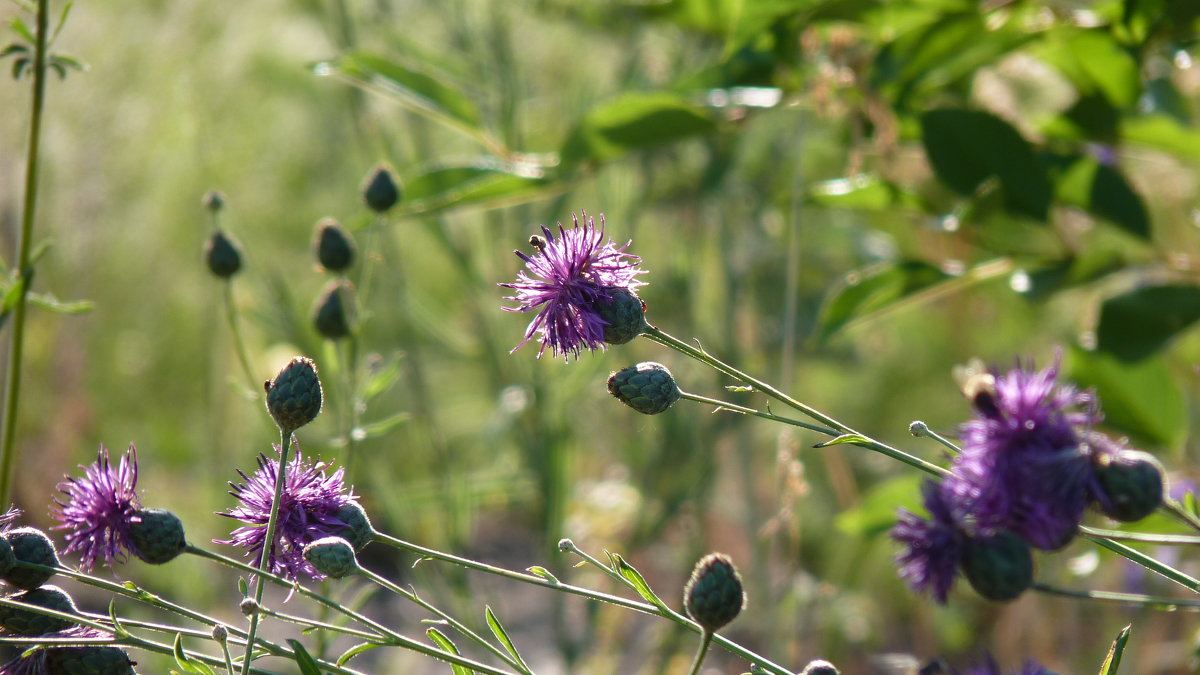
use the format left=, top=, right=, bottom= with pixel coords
left=223, top=279, right=259, bottom=395
left=685, top=630, right=714, bottom=675
left=0, top=0, right=50, bottom=508
left=1082, top=533, right=1200, bottom=594
left=1033, top=582, right=1200, bottom=610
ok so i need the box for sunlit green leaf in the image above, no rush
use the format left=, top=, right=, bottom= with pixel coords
left=527, top=566, right=559, bottom=583
left=287, top=640, right=322, bottom=675
left=1098, top=624, right=1131, bottom=675
left=816, top=261, right=951, bottom=342
left=486, top=606, right=530, bottom=672
left=560, top=92, right=716, bottom=168
left=426, top=628, right=472, bottom=675
left=1095, top=284, right=1200, bottom=361
left=1066, top=345, right=1186, bottom=449
left=171, top=634, right=215, bottom=675
left=337, top=641, right=382, bottom=666
left=610, top=552, right=669, bottom=611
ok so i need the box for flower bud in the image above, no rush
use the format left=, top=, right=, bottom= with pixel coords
left=332, top=502, right=374, bottom=552
left=607, top=362, right=681, bottom=415
left=0, top=534, right=16, bottom=578
left=593, top=287, right=648, bottom=345
left=265, top=357, right=323, bottom=434
left=239, top=597, right=260, bottom=617
left=362, top=163, right=401, bottom=213
left=3, top=527, right=59, bottom=590
left=1094, top=451, right=1164, bottom=522
left=0, top=585, right=78, bottom=635
left=303, top=537, right=358, bottom=579
left=212, top=624, right=229, bottom=644
left=312, top=280, right=355, bottom=340
left=202, top=190, right=225, bottom=213
left=800, top=660, right=840, bottom=675
left=961, top=530, right=1032, bottom=602
left=683, top=553, right=745, bottom=633
left=44, top=645, right=136, bottom=673
left=128, top=508, right=186, bottom=565
left=314, top=218, right=356, bottom=272
left=204, top=229, right=243, bottom=278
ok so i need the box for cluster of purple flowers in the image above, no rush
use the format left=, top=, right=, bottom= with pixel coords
left=500, top=211, right=646, bottom=360
left=893, top=357, right=1163, bottom=603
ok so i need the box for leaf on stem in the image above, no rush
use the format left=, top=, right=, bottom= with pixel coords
left=172, top=633, right=216, bottom=675
left=337, top=642, right=383, bottom=666
left=287, top=639, right=322, bottom=675
left=610, top=552, right=670, bottom=612
left=426, top=628, right=472, bottom=675
left=485, top=606, right=531, bottom=672
left=1097, top=624, right=1131, bottom=675
left=526, top=566, right=559, bottom=583
left=813, top=434, right=870, bottom=448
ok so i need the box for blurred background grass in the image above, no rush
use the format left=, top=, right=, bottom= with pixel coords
left=1, top=0, right=1198, bottom=672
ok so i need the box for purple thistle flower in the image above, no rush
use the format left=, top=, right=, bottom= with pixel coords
left=944, top=358, right=1098, bottom=550
left=892, top=480, right=965, bottom=603
left=499, top=211, right=646, bottom=360
left=49, top=445, right=141, bottom=571
left=216, top=446, right=358, bottom=582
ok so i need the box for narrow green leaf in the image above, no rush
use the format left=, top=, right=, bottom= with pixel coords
left=1066, top=346, right=1186, bottom=449
left=526, top=566, right=559, bottom=583
left=352, top=411, right=410, bottom=440
left=361, top=353, right=404, bottom=401
left=172, top=634, right=215, bottom=675
left=1095, top=284, right=1200, bottom=361
left=560, top=92, right=716, bottom=168
left=51, top=1, right=73, bottom=43
left=610, top=552, right=669, bottom=611
left=337, top=641, right=382, bottom=666
left=28, top=292, right=92, bottom=314
left=287, top=639, right=322, bottom=675
left=0, top=43, right=28, bottom=58
left=48, top=54, right=86, bottom=72
left=426, top=628, right=473, bottom=675
left=485, top=606, right=530, bottom=672
left=1098, top=624, right=1131, bottom=675
left=815, top=261, right=951, bottom=342
left=813, top=434, right=870, bottom=448
left=9, top=17, right=35, bottom=44
left=316, top=52, right=482, bottom=130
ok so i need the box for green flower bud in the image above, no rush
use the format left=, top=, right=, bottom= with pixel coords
left=0, top=584, right=77, bottom=635
left=1094, top=451, right=1164, bottom=523
left=44, top=645, right=136, bottom=674
left=312, top=280, right=355, bottom=340
left=362, top=163, right=401, bottom=213
left=314, top=218, right=356, bottom=272
left=204, top=229, right=243, bottom=278
left=961, top=530, right=1033, bottom=602
left=303, top=537, right=358, bottom=579
left=128, top=508, right=186, bottom=565
left=592, top=287, right=648, bottom=345
left=264, top=357, right=323, bottom=434
left=607, top=362, right=681, bottom=415
left=202, top=190, right=225, bottom=213
left=800, top=660, right=840, bottom=675
left=683, top=553, right=745, bottom=633
left=332, top=502, right=374, bottom=552
left=3, top=527, right=59, bottom=590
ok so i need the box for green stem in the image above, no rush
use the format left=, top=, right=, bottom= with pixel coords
left=223, top=279, right=259, bottom=395
left=1082, top=533, right=1200, bottom=593
left=678, top=391, right=837, bottom=436
left=910, top=422, right=961, bottom=454
left=0, top=0, right=50, bottom=509
left=1033, top=582, right=1200, bottom=609
left=1162, top=498, right=1200, bottom=533
left=685, top=630, right=714, bottom=675
left=240, top=429, right=294, bottom=675
left=359, top=567, right=530, bottom=674
left=1080, top=526, right=1200, bottom=546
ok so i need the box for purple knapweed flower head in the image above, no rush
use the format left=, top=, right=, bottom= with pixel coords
left=0, top=626, right=135, bottom=674
left=49, top=445, right=141, bottom=571
left=944, top=356, right=1098, bottom=550
left=892, top=479, right=965, bottom=603
left=216, top=446, right=358, bottom=582
left=499, top=211, right=646, bottom=360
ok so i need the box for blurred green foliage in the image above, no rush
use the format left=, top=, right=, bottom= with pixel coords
left=1, top=0, right=1198, bottom=672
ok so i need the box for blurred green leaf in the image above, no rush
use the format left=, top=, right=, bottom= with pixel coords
left=1050, top=154, right=1149, bottom=239
left=920, top=109, right=1051, bottom=221
left=1098, top=624, right=1130, bottom=675
left=287, top=640, right=322, bottom=675
left=485, top=606, right=530, bottom=672
left=835, top=473, right=923, bottom=538
left=560, top=92, right=716, bottom=168
left=813, top=434, right=869, bottom=448
left=805, top=174, right=922, bottom=211
left=1066, top=345, right=1186, bottom=449
left=353, top=411, right=410, bottom=440
left=1039, top=29, right=1140, bottom=108
left=426, top=628, right=471, bottom=675
left=400, top=161, right=558, bottom=215
left=1122, top=115, right=1200, bottom=164
left=9, top=17, right=34, bottom=44
left=1095, top=284, right=1200, bottom=361
left=316, top=52, right=487, bottom=144
left=1019, top=248, right=1126, bottom=300
left=816, top=261, right=951, bottom=343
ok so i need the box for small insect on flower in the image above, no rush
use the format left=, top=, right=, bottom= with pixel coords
left=500, top=211, right=647, bottom=360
